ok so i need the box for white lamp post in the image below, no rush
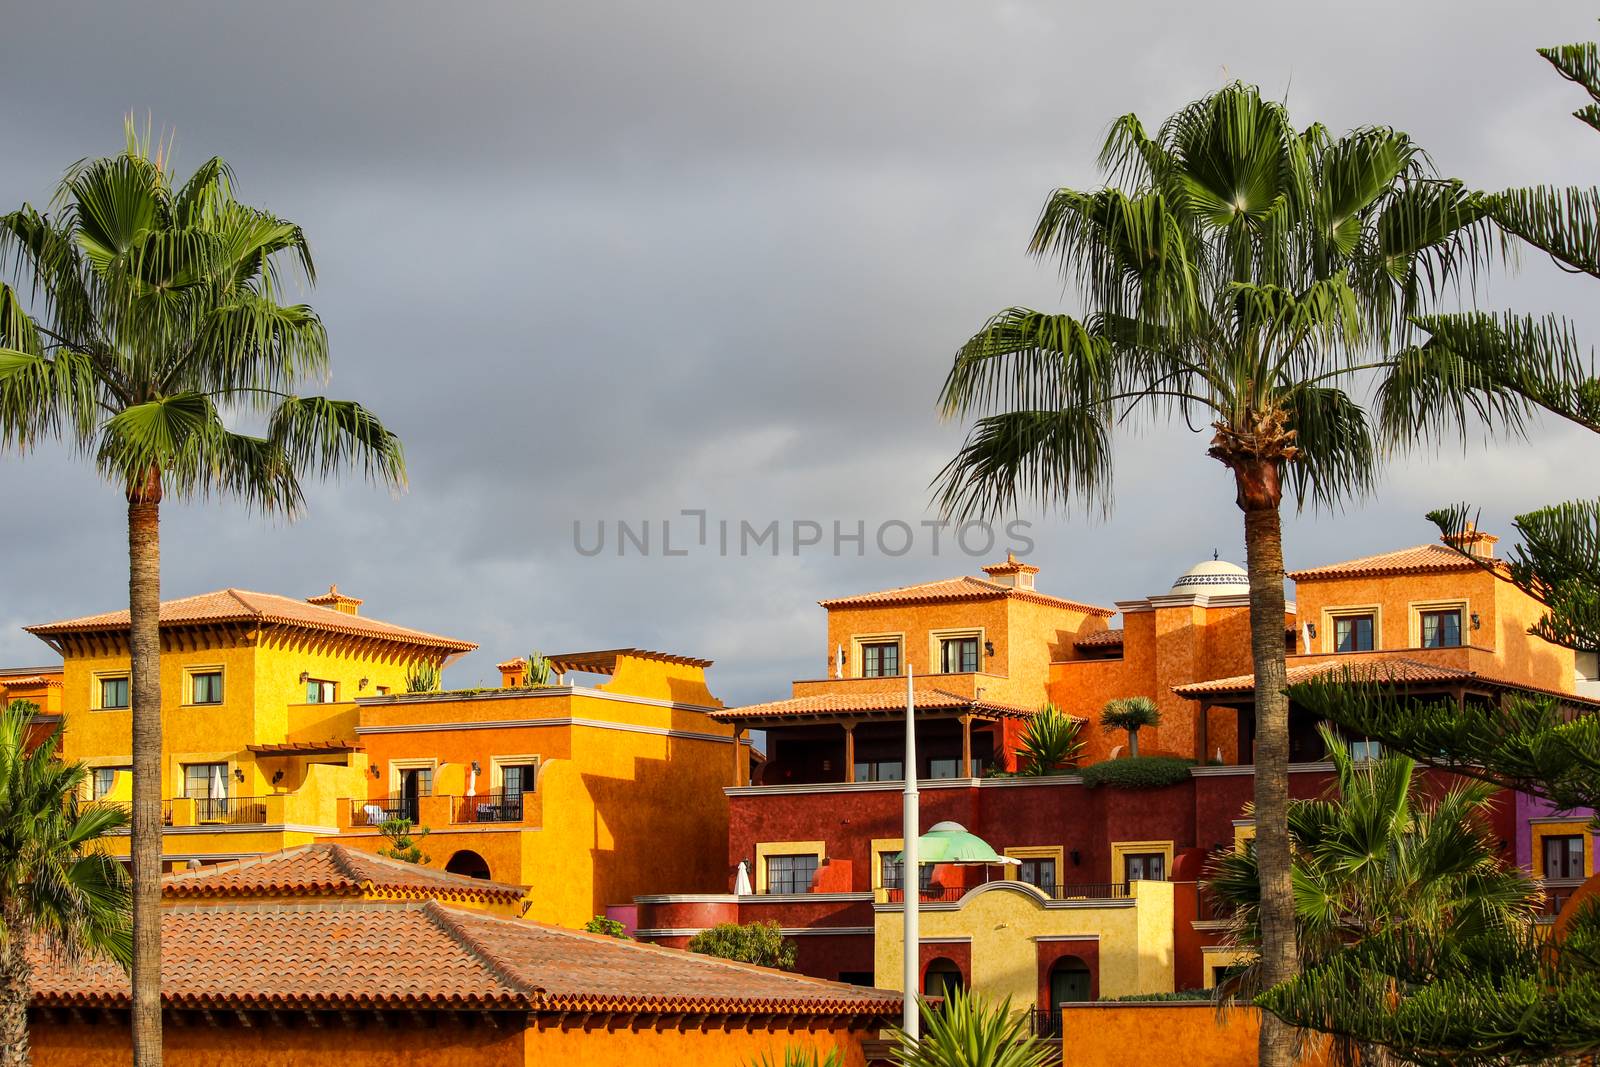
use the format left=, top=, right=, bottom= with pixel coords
left=901, top=663, right=919, bottom=1038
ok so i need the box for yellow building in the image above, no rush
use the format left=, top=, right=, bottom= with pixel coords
left=23, top=586, right=476, bottom=869
left=337, top=647, right=746, bottom=927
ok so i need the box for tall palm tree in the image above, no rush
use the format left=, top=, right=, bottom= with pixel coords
left=935, top=84, right=1509, bottom=1065
left=0, top=125, right=405, bottom=1065
left=1206, top=726, right=1538, bottom=1066
left=0, top=702, right=132, bottom=1067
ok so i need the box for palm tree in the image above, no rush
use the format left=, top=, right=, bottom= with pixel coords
left=0, top=702, right=132, bottom=1067
left=1206, top=725, right=1538, bottom=1065
left=891, top=988, right=1052, bottom=1067
left=935, top=84, right=1511, bottom=1065
left=1098, top=697, right=1160, bottom=758
left=1016, top=702, right=1084, bottom=774
left=0, top=125, right=405, bottom=1065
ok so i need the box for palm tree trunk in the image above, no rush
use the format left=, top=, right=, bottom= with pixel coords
left=1128, top=729, right=1139, bottom=758
left=1238, top=471, right=1297, bottom=1067
left=127, top=468, right=162, bottom=1067
left=0, top=902, right=31, bottom=1067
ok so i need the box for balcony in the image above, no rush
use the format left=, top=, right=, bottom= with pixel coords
left=192, top=797, right=268, bottom=825
left=880, top=880, right=1132, bottom=904
left=1538, top=878, right=1586, bottom=921
left=453, top=791, right=533, bottom=824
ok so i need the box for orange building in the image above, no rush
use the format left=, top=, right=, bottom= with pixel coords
left=27, top=843, right=901, bottom=1067
left=1, top=663, right=65, bottom=748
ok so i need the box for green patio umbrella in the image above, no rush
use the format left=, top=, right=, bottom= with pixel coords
left=892, top=821, right=1020, bottom=866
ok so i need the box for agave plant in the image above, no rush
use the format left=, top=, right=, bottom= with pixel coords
left=892, top=988, right=1052, bottom=1067
left=744, top=1046, right=844, bottom=1067
left=1017, top=703, right=1084, bottom=775
left=404, top=660, right=440, bottom=694
left=524, top=650, right=555, bottom=687
left=1099, top=697, right=1161, bottom=758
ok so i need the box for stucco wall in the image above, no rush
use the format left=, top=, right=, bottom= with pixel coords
left=1059, top=1003, right=1331, bottom=1067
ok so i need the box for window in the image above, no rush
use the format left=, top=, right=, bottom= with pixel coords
left=91, top=767, right=128, bottom=800
left=854, top=759, right=903, bottom=782
left=1123, top=852, right=1165, bottom=882
left=928, top=758, right=964, bottom=780
left=880, top=853, right=933, bottom=891
left=861, top=641, right=900, bottom=678
left=765, top=853, right=819, bottom=894
left=1420, top=609, right=1463, bottom=648
left=1333, top=614, right=1375, bottom=653
left=501, top=763, right=536, bottom=796
left=1543, top=835, right=1587, bottom=880
left=99, top=676, right=129, bottom=710
left=183, top=763, right=229, bottom=806
left=190, top=670, right=223, bottom=705
left=1017, top=856, right=1057, bottom=891
left=305, top=678, right=338, bottom=703
left=1347, top=738, right=1383, bottom=762
left=939, top=636, right=979, bottom=674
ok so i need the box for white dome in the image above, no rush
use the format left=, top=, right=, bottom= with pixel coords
left=1168, top=559, right=1250, bottom=596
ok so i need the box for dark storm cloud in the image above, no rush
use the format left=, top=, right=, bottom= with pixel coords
left=2, top=1, right=1597, bottom=704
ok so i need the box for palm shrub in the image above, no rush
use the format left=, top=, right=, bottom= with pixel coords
left=0, top=125, right=405, bottom=1063
left=1017, top=703, right=1084, bottom=774
left=1206, top=725, right=1539, bottom=1064
left=0, top=702, right=132, bottom=1067
left=934, top=83, right=1510, bottom=1067
left=1098, top=696, right=1160, bottom=758
left=891, top=988, right=1051, bottom=1067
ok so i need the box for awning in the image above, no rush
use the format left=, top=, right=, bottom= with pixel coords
left=247, top=740, right=363, bottom=756
left=893, top=821, right=1020, bottom=866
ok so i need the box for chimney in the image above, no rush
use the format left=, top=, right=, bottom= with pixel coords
left=1440, top=522, right=1499, bottom=560
left=307, top=585, right=364, bottom=616
left=981, top=552, right=1041, bottom=590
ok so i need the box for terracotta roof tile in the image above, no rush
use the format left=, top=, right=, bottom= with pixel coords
left=30, top=898, right=902, bottom=1017
left=1172, top=656, right=1600, bottom=708
left=25, top=588, right=475, bottom=653
left=1074, top=628, right=1124, bottom=648
left=1287, top=543, right=1489, bottom=581
left=495, top=648, right=713, bottom=674
left=160, top=842, right=525, bottom=903
left=819, top=575, right=1114, bottom=617
left=712, top=682, right=1040, bottom=722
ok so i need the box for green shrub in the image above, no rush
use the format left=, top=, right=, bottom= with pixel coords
left=1103, top=988, right=1211, bottom=1002
left=376, top=817, right=430, bottom=864
left=745, top=1048, right=843, bottom=1067
left=1078, top=755, right=1194, bottom=789
left=687, top=920, right=797, bottom=970
left=582, top=915, right=632, bottom=938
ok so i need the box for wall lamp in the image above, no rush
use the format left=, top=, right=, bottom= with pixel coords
left=358, top=677, right=370, bottom=691
left=1305, top=623, right=1318, bottom=640
left=298, top=671, right=310, bottom=684
left=983, top=640, right=995, bottom=657
left=232, top=768, right=246, bottom=784
left=471, top=760, right=481, bottom=774
left=1069, top=850, right=1081, bottom=866
left=1471, top=612, right=1482, bottom=631
left=271, top=770, right=285, bottom=785
left=369, top=764, right=381, bottom=779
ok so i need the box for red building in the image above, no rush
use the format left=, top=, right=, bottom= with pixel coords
left=634, top=534, right=1598, bottom=1016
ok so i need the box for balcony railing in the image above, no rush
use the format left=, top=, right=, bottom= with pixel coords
left=349, top=794, right=419, bottom=827
left=454, top=791, right=531, bottom=824
left=193, top=796, right=268, bottom=825
left=1539, top=878, right=1585, bottom=918
left=882, top=880, right=1133, bottom=904
left=1030, top=1008, right=1063, bottom=1039
left=97, top=799, right=174, bottom=826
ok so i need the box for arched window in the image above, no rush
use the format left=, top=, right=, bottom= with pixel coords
left=444, top=849, right=491, bottom=880
left=923, top=957, right=964, bottom=999
left=1048, top=955, right=1092, bottom=1005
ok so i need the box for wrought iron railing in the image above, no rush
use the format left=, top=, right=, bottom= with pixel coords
left=193, top=796, right=268, bottom=825
left=454, top=791, right=530, bottom=824
left=1030, top=1008, right=1063, bottom=1038
left=882, top=880, right=1133, bottom=904
left=349, top=794, right=418, bottom=827
left=98, top=799, right=174, bottom=826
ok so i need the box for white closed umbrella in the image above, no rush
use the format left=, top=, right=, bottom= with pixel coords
left=734, top=860, right=753, bottom=895
left=466, top=764, right=477, bottom=798
left=211, top=764, right=228, bottom=801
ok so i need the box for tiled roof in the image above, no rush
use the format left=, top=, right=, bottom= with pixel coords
left=160, top=843, right=524, bottom=904
left=1287, top=543, right=1488, bottom=581
left=495, top=648, right=713, bottom=674
left=26, top=588, right=475, bottom=653
left=819, top=575, right=1115, bottom=617
left=1171, top=656, right=1600, bottom=708
left=0, top=674, right=61, bottom=688
left=1074, top=628, right=1124, bottom=648
left=712, top=683, right=1040, bottom=722
left=30, top=898, right=903, bottom=1017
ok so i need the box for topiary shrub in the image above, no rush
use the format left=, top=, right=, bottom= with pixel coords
left=1078, top=755, right=1194, bottom=789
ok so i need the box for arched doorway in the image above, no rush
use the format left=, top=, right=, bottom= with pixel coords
left=1048, top=955, right=1092, bottom=1006
left=444, top=849, right=491, bottom=880
left=923, top=957, right=964, bottom=999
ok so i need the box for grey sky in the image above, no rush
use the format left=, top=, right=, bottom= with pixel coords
left=1, top=1, right=1596, bottom=705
